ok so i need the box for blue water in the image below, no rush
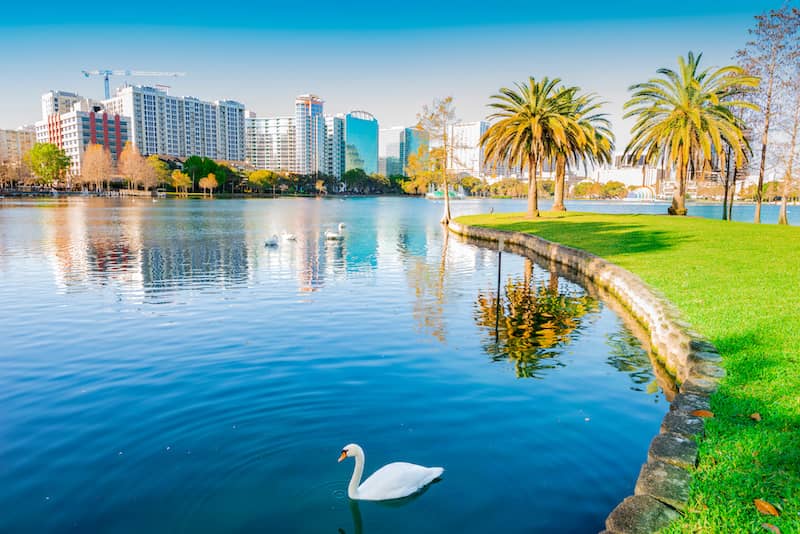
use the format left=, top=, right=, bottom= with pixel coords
left=0, top=197, right=674, bottom=533
left=487, top=198, right=796, bottom=225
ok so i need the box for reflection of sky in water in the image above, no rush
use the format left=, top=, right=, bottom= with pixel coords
left=0, top=197, right=670, bottom=534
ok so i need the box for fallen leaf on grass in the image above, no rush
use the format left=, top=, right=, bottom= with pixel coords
left=690, top=409, right=714, bottom=418
left=754, top=499, right=780, bottom=516
left=761, top=523, right=781, bottom=534
left=750, top=412, right=762, bottom=421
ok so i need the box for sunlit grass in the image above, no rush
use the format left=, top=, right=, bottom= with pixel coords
left=457, top=211, right=800, bottom=533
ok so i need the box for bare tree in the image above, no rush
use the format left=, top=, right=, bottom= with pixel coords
left=118, top=142, right=143, bottom=190
left=81, top=144, right=113, bottom=192
left=417, top=97, right=457, bottom=224
left=198, top=173, right=218, bottom=197
left=778, top=75, right=800, bottom=224
left=737, top=3, right=800, bottom=223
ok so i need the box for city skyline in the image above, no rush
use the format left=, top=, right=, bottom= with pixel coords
left=0, top=1, right=783, bottom=146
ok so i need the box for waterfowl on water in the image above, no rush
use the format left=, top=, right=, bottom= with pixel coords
left=338, top=443, right=443, bottom=501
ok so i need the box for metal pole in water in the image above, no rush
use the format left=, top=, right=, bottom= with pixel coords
left=495, top=238, right=504, bottom=343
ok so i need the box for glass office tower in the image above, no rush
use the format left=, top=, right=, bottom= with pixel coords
left=344, top=111, right=379, bottom=175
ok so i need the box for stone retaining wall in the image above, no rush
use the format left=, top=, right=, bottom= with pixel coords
left=448, top=220, right=725, bottom=534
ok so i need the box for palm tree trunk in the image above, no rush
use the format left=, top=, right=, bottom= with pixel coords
left=527, top=153, right=539, bottom=218
left=729, top=164, right=738, bottom=221
left=552, top=154, right=567, bottom=211
left=669, top=158, right=687, bottom=215
left=722, top=146, right=732, bottom=221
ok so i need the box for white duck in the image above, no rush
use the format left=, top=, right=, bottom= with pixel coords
left=338, top=443, right=443, bottom=501
left=264, top=235, right=279, bottom=247
left=281, top=231, right=297, bottom=241
left=325, top=223, right=346, bottom=241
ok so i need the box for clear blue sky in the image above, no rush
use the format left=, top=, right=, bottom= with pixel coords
left=0, top=0, right=784, bottom=146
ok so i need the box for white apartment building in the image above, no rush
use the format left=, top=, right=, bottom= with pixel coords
left=324, top=115, right=345, bottom=179
left=593, top=153, right=660, bottom=188
left=34, top=104, right=129, bottom=177
left=294, top=94, right=325, bottom=175
left=103, top=85, right=245, bottom=161
left=0, top=127, right=36, bottom=165
left=244, top=116, right=296, bottom=172
left=41, top=90, right=82, bottom=120
left=447, top=121, right=522, bottom=181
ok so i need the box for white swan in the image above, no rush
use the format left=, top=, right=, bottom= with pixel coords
left=264, top=234, right=279, bottom=247
left=325, top=223, right=346, bottom=241
left=281, top=231, right=297, bottom=241
left=338, top=443, right=443, bottom=501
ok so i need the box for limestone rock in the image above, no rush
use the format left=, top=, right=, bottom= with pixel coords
left=670, top=393, right=711, bottom=414
left=605, top=494, right=680, bottom=534
left=648, top=432, right=698, bottom=469
left=680, top=377, right=719, bottom=396
left=689, top=339, right=717, bottom=353
left=661, top=411, right=704, bottom=438
left=688, top=349, right=722, bottom=363
left=690, top=360, right=726, bottom=380
left=634, top=460, right=691, bottom=511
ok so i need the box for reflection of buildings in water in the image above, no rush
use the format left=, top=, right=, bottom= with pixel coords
left=399, top=226, right=498, bottom=343
left=41, top=198, right=147, bottom=293
left=43, top=200, right=91, bottom=290
left=403, top=231, right=451, bottom=343
left=41, top=199, right=253, bottom=297
left=298, top=235, right=328, bottom=292
left=343, top=224, right=377, bottom=274
left=140, top=237, right=250, bottom=290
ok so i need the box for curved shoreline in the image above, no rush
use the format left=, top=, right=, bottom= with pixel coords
left=448, top=220, right=725, bottom=534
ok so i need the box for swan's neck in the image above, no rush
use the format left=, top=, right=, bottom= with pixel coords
left=348, top=446, right=365, bottom=499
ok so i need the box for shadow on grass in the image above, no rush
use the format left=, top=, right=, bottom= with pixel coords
left=685, top=330, right=800, bottom=532
left=484, top=216, right=688, bottom=257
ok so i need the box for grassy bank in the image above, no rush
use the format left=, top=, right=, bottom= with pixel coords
left=457, top=211, right=799, bottom=533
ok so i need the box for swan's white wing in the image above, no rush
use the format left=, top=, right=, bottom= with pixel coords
left=356, top=462, right=444, bottom=501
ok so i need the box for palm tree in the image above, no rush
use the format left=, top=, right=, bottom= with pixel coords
left=624, top=51, right=758, bottom=215
left=552, top=92, right=615, bottom=211
left=481, top=77, right=586, bottom=218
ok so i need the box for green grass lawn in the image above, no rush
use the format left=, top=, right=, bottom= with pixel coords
left=457, top=211, right=800, bottom=533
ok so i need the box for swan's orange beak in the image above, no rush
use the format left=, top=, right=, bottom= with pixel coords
left=338, top=450, right=347, bottom=463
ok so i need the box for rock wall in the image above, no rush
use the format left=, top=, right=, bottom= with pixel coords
left=448, top=220, right=725, bottom=534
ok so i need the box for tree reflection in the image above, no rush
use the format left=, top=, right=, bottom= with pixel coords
left=605, top=329, right=659, bottom=393
left=405, top=230, right=449, bottom=342
left=475, top=259, right=597, bottom=378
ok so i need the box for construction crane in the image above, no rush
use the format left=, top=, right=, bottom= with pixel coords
left=81, top=70, right=187, bottom=99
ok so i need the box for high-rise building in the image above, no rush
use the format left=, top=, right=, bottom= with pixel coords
left=447, top=121, right=520, bottom=180
left=244, top=116, right=296, bottom=172
left=344, top=111, right=379, bottom=175
left=294, top=94, right=325, bottom=175
left=41, top=90, right=82, bottom=120
left=244, top=96, right=375, bottom=183
left=379, top=126, right=404, bottom=176
left=400, top=127, right=429, bottom=175
left=34, top=104, right=129, bottom=177
left=0, top=127, right=36, bottom=165
left=447, top=121, right=488, bottom=178
left=324, top=115, right=345, bottom=179
left=380, top=126, right=429, bottom=176
left=103, top=85, right=245, bottom=161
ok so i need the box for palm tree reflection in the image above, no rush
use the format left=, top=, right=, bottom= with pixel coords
left=605, top=329, right=660, bottom=394
left=475, top=259, right=597, bottom=378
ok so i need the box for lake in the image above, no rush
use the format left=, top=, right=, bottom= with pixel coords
left=1, top=197, right=681, bottom=533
